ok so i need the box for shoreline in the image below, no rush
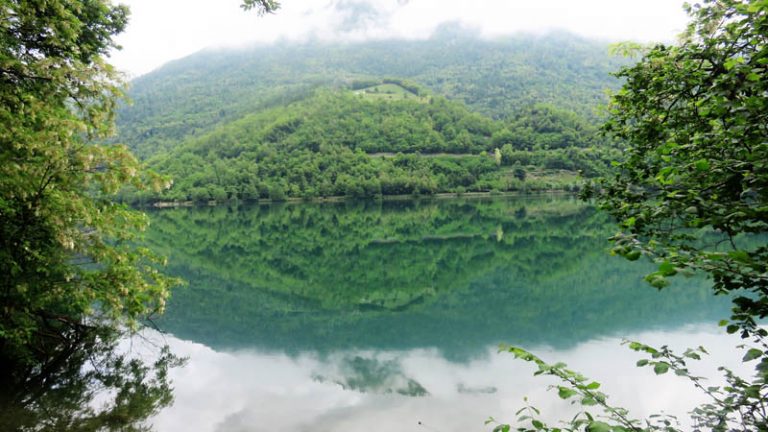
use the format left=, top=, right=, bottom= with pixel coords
left=142, top=190, right=575, bottom=209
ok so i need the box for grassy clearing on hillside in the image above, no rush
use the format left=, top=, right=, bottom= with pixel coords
left=522, top=170, right=583, bottom=190
left=354, top=83, right=429, bottom=102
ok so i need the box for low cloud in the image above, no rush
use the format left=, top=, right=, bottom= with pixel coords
left=111, top=0, right=688, bottom=77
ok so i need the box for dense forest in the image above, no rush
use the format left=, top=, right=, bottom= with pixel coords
left=114, top=31, right=628, bottom=203
left=117, top=29, right=627, bottom=156
left=121, top=87, right=620, bottom=203
left=4, top=0, right=766, bottom=429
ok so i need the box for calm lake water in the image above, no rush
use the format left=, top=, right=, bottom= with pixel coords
left=143, top=196, right=737, bottom=431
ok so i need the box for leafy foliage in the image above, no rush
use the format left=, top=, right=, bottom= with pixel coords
left=590, top=0, right=768, bottom=339
left=497, top=340, right=768, bottom=432
left=503, top=1, right=768, bottom=431
left=241, top=0, right=280, bottom=14
left=0, top=0, right=179, bottom=423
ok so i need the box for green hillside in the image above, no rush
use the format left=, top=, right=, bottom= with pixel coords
left=354, top=82, right=429, bottom=102
left=121, top=88, right=619, bottom=203
left=116, top=30, right=627, bottom=159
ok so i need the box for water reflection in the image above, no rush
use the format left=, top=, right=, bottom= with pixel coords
left=146, top=197, right=729, bottom=357
left=139, top=196, right=739, bottom=430
left=0, top=326, right=182, bottom=432
left=151, top=327, right=742, bottom=432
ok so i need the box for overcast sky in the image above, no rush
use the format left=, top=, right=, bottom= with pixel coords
left=110, top=0, right=690, bottom=78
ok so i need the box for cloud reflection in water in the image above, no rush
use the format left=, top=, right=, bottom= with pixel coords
left=150, top=325, right=743, bottom=432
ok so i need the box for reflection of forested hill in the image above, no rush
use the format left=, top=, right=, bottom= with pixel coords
left=145, top=197, right=729, bottom=359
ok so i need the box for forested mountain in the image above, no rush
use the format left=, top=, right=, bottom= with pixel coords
left=122, top=88, right=620, bottom=203
left=116, top=29, right=627, bottom=160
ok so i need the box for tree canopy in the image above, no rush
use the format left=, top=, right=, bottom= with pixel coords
left=593, top=0, right=768, bottom=340
left=590, top=0, right=768, bottom=428
left=0, top=0, right=178, bottom=426
left=499, top=1, right=768, bottom=431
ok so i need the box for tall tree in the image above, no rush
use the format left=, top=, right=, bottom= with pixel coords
left=1, top=1, right=284, bottom=427
left=593, top=0, right=767, bottom=339
left=0, top=0, right=175, bottom=388
left=589, top=0, right=768, bottom=428
left=493, top=1, right=768, bottom=431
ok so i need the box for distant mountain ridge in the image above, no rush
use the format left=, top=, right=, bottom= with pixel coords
left=116, top=29, right=627, bottom=159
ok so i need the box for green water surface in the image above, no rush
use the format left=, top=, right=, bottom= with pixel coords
left=146, top=196, right=729, bottom=359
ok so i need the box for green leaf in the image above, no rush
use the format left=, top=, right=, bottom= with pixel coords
left=645, top=274, right=669, bottom=289
left=743, top=348, right=763, bottom=362
left=531, top=420, right=544, bottom=429
left=558, top=387, right=578, bottom=399
left=728, top=250, right=751, bottom=263
left=653, top=362, right=670, bottom=375
left=694, top=159, right=710, bottom=171
left=585, top=381, right=601, bottom=390
left=658, top=261, right=677, bottom=276
left=683, top=350, right=701, bottom=360
left=636, top=359, right=649, bottom=367
left=745, top=385, right=761, bottom=399
left=586, top=421, right=613, bottom=432
left=724, top=57, right=742, bottom=70
left=628, top=341, right=646, bottom=352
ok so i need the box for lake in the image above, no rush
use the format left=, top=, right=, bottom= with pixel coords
left=142, top=195, right=736, bottom=431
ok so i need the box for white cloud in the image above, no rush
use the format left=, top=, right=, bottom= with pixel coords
left=110, top=0, right=689, bottom=77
